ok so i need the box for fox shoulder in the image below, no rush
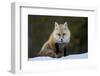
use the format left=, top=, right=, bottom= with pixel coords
left=38, top=41, right=49, bottom=55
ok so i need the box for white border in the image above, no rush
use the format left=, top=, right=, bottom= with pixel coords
left=11, top=2, right=97, bottom=74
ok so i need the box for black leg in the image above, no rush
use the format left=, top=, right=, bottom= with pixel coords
left=55, top=43, right=59, bottom=54
left=64, top=48, right=66, bottom=56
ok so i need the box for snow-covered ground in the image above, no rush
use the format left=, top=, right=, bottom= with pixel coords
left=29, top=53, right=88, bottom=61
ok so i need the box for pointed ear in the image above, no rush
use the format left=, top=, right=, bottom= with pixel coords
left=64, top=22, right=68, bottom=29
left=55, top=22, right=59, bottom=29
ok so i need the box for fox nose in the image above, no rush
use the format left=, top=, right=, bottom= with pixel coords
left=61, top=39, right=63, bottom=42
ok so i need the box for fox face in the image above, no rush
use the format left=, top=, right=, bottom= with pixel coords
left=53, top=22, right=71, bottom=44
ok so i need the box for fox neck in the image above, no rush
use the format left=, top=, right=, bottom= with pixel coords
left=48, top=32, right=56, bottom=49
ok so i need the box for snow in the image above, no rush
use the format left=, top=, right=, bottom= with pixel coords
left=29, top=53, right=88, bottom=61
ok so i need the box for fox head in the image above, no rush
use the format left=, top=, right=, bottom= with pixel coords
left=53, top=22, right=71, bottom=44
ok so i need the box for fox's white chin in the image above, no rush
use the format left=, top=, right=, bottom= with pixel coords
left=55, top=38, right=70, bottom=44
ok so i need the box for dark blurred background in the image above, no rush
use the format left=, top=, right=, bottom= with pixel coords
left=28, top=15, right=88, bottom=58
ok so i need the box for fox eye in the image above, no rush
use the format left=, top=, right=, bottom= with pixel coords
left=58, top=33, right=61, bottom=36
left=63, top=33, right=66, bottom=36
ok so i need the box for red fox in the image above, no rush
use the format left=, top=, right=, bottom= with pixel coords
left=38, top=22, right=71, bottom=58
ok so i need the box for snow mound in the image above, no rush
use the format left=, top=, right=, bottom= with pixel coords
left=29, top=53, right=88, bottom=61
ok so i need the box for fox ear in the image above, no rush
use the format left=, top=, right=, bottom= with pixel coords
left=64, top=22, right=68, bottom=29
left=55, top=22, right=59, bottom=29
left=64, top=22, right=68, bottom=26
